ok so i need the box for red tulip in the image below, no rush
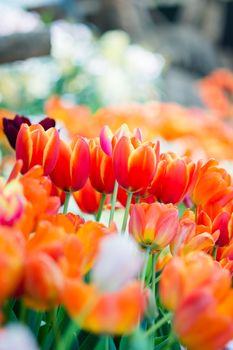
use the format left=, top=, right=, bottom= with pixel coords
left=16, top=124, right=59, bottom=175
left=113, top=136, right=159, bottom=193
left=50, top=136, right=90, bottom=192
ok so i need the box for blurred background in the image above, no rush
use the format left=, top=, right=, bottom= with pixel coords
left=1, top=0, right=233, bottom=166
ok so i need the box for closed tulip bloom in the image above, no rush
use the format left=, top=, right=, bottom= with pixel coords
left=129, top=202, right=179, bottom=250
left=3, top=115, right=55, bottom=149
left=149, top=152, right=196, bottom=204
left=113, top=136, right=159, bottom=193
left=100, top=124, right=142, bottom=157
left=16, top=124, right=59, bottom=175
left=73, top=179, right=103, bottom=214
left=89, top=138, right=115, bottom=193
left=50, top=136, right=90, bottom=192
left=192, top=159, right=233, bottom=210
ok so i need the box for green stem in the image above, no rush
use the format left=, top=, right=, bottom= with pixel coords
left=213, top=245, right=218, bottom=260
left=141, top=248, right=151, bottom=289
left=105, top=336, right=109, bottom=350
left=135, top=196, right=140, bottom=204
left=57, top=320, right=79, bottom=350
left=19, top=301, right=27, bottom=323
left=63, top=191, right=71, bottom=214
left=145, top=312, right=172, bottom=337
left=108, top=181, right=119, bottom=226
left=152, top=253, right=157, bottom=297
left=96, top=193, right=106, bottom=222
left=121, top=191, right=133, bottom=233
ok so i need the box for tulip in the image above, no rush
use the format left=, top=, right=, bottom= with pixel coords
left=174, top=287, right=233, bottom=350
left=0, top=227, right=24, bottom=303
left=113, top=136, right=159, bottom=193
left=0, top=325, right=39, bottom=350
left=17, top=166, right=60, bottom=236
left=170, top=209, right=216, bottom=256
left=50, top=136, right=90, bottom=192
left=89, top=138, right=115, bottom=194
left=0, top=178, right=25, bottom=226
left=129, top=202, right=179, bottom=251
left=100, top=124, right=142, bottom=157
left=16, top=123, right=59, bottom=175
left=159, top=251, right=230, bottom=311
left=192, top=159, right=233, bottom=213
left=73, top=179, right=103, bottom=214
left=23, top=252, right=64, bottom=310
left=149, top=152, right=196, bottom=204
left=3, top=115, right=55, bottom=149
left=91, top=234, right=144, bottom=292
left=62, top=279, right=147, bottom=335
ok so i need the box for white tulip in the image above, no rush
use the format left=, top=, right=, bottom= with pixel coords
left=91, top=234, right=144, bottom=293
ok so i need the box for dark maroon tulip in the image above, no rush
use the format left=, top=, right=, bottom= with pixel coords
left=3, top=115, right=56, bottom=149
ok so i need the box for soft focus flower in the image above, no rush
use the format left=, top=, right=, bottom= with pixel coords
left=3, top=115, right=55, bottom=149
left=149, top=152, right=196, bottom=204
left=73, top=179, right=103, bottom=214
left=50, top=136, right=90, bottom=191
left=91, top=234, right=144, bottom=292
left=63, top=279, right=146, bottom=335
left=0, top=324, right=39, bottom=350
left=16, top=123, right=59, bottom=175
left=174, top=287, right=233, bottom=350
left=159, top=251, right=230, bottom=311
left=113, top=136, right=159, bottom=193
left=76, top=221, right=116, bottom=274
left=0, top=178, right=24, bottom=226
left=0, top=227, right=24, bottom=304
left=129, top=202, right=179, bottom=251
left=89, top=138, right=115, bottom=193
left=23, top=252, right=64, bottom=310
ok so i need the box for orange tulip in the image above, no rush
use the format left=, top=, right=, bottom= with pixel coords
left=0, top=227, right=24, bottom=303
left=50, top=136, right=90, bottom=192
left=113, top=136, right=159, bottom=193
left=170, top=209, right=216, bottom=256
left=76, top=221, right=116, bottom=274
left=149, top=152, right=196, bottom=204
left=16, top=123, right=59, bottom=175
left=17, top=166, right=60, bottom=236
left=197, top=209, right=233, bottom=247
left=73, top=179, right=103, bottom=214
left=89, top=138, right=115, bottom=193
left=23, top=252, right=64, bottom=310
left=62, top=279, right=146, bottom=334
left=159, top=252, right=230, bottom=311
left=174, top=283, right=233, bottom=350
left=192, top=159, right=233, bottom=213
left=129, top=202, right=179, bottom=251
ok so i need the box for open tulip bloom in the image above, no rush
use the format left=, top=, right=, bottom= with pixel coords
left=1, top=117, right=233, bottom=350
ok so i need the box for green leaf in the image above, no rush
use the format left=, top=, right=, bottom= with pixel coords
left=120, top=329, right=153, bottom=350
left=79, top=334, right=99, bottom=350
left=94, top=336, right=116, bottom=350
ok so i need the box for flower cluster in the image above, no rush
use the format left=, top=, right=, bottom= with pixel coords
left=1, top=114, right=233, bottom=350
